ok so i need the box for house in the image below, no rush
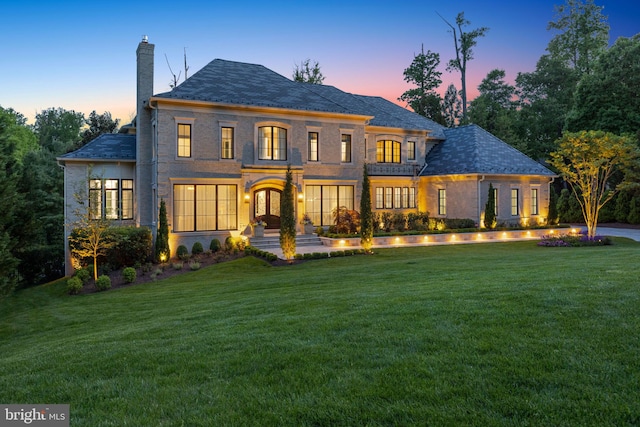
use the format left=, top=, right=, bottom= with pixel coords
left=58, top=38, right=555, bottom=274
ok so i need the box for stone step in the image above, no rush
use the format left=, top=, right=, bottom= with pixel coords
left=249, top=234, right=322, bottom=250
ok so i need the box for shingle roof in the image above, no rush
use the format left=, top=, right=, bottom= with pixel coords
left=57, top=134, right=136, bottom=162
left=421, top=125, right=556, bottom=176
left=154, top=59, right=445, bottom=137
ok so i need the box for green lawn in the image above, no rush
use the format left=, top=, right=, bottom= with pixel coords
left=1, top=240, right=639, bottom=426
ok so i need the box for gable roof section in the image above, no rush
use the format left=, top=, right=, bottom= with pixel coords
left=57, top=134, right=136, bottom=162
left=154, top=59, right=351, bottom=114
left=421, top=125, right=555, bottom=176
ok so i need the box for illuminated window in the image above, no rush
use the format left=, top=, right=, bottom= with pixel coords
left=408, top=141, right=416, bottom=161
left=511, top=188, right=519, bottom=216
left=385, top=187, right=393, bottom=209
left=177, top=123, right=191, bottom=157
left=308, top=132, right=319, bottom=161
left=174, top=184, right=237, bottom=232
left=438, top=189, right=446, bottom=215
left=493, top=187, right=498, bottom=216
left=375, top=188, right=384, bottom=209
left=531, top=188, right=538, bottom=215
left=88, top=178, right=134, bottom=220
left=341, top=134, right=351, bottom=163
left=259, top=126, right=287, bottom=160
left=375, top=187, right=416, bottom=209
left=376, top=140, right=401, bottom=163
left=305, top=185, right=353, bottom=226
left=221, top=127, right=234, bottom=159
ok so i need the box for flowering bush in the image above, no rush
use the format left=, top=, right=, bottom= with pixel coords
left=538, top=233, right=612, bottom=247
left=251, top=217, right=267, bottom=227
left=301, top=213, right=313, bottom=225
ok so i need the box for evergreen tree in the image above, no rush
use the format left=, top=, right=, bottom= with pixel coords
left=484, top=183, right=497, bottom=229
left=547, top=186, right=559, bottom=225
left=614, top=189, right=633, bottom=223
left=155, top=199, right=170, bottom=262
left=359, top=164, right=374, bottom=252
left=628, top=196, right=640, bottom=225
left=279, top=165, right=296, bottom=262
left=398, top=45, right=444, bottom=124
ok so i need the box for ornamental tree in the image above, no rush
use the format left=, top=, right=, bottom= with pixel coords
left=550, top=130, right=639, bottom=238
left=359, top=164, right=374, bottom=252
left=279, top=165, right=296, bottom=262
left=484, top=183, right=497, bottom=229
left=155, top=198, right=170, bottom=262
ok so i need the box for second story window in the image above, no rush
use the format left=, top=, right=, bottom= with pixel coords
left=89, top=178, right=134, bottom=220
left=376, top=140, right=401, bottom=163
left=308, top=132, right=318, bottom=162
left=177, top=123, right=191, bottom=158
left=259, top=126, right=287, bottom=160
left=341, top=134, right=352, bottom=163
left=222, top=127, right=234, bottom=159
left=408, top=141, right=416, bottom=161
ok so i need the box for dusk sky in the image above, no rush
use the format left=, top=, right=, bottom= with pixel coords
left=1, top=1, right=638, bottom=125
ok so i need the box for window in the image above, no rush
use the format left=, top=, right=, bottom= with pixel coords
left=308, top=132, right=318, bottom=161
left=376, top=187, right=416, bottom=209
left=221, top=127, right=234, bottom=159
left=493, top=187, right=498, bottom=216
left=305, top=185, right=354, bottom=226
left=408, top=141, right=416, bottom=161
left=438, top=189, right=446, bottom=215
left=259, top=126, right=287, bottom=160
left=178, top=123, right=191, bottom=157
left=376, top=140, right=401, bottom=163
left=88, top=179, right=134, bottom=220
left=531, top=188, right=539, bottom=215
left=375, top=187, right=384, bottom=209
left=511, top=188, right=519, bottom=216
left=384, top=187, right=393, bottom=209
left=341, top=134, right=352, bottom=163
left=173, top=184, right=237, bottom=232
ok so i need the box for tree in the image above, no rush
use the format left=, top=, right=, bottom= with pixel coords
left=398, top=45, right=444, bottom=123
left=550, top=130, right=639, bottom=238
left=81, top=111, right=120, bottom=144
left=68, top=173, right=115, bottom=281
left=155, top=199, right=170, bottom=262
left=292, top=59, right=325, bottom=84
left=442, top=84, right=461, bottom=127
left=547, top=0, right=609, bottom=77
left=279, top=165, right=296, bottom=262
left=360, top=164, right=373, bottom=252
left=32, top=107, right=84, bottom=153
left=484, top=183, right=497, bottom=229
left=547, top=186, right=559, bottom=225
left=439, top=12, right=489, bottom=121
left=468, top=69, right=516, bottom=138
left=566, top=35, right=640, bottom=135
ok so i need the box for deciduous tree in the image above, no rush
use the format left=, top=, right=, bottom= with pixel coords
left=292, top=59, right=325, bottom=84
left=550, top=130, right=639, bottom=238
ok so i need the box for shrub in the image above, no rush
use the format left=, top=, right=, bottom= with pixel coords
left=105, top=226, right=153, bottom=270
left=209, top=238, right=221, bottom=253
left=444, top=218, right=476, bottom=229
left=95, top=275, right=111, bottom=291
left=172, top=262, right=183, bottom=270
left=189, top=261, right=201, bottom=271
left=122, top=267, right=136, bottom=284
left=391, top=212, right=406, bottom=232
left=75, top=268, right=91, bottom=284
left=315, top=226, right=324, bottom=236
left=176, top=245, right=189, bottom=260
left=67, top=277, right=83, bottom=295
left=225, top=236, right=246, bottom=252
left=191, top=241, right=204, bottom=256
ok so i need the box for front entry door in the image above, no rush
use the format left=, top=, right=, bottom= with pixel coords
left=254, top=188, right=281, bottom=229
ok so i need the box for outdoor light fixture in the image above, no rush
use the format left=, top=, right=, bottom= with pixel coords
left=244, top=194, right=250, bottom=203
left=298, top=193, right=304, bottom=202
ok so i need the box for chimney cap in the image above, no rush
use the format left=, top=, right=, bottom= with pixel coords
left=142, top=35, right=148, bottom=43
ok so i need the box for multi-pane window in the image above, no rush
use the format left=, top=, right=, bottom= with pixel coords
left=531, top=188, right=538, bottom=215
left=375, top=187, right=416, bottom=209
left=376, top=140, right=401, bottom=163
left=408, top=141, right=416, bottom=160
left=308, top=132, right=319, bottom=162
left=511, top=188, right=519, bottom=216
left=173, top=184, right=237, bottom=232
left=305, top=185, right=354, bottom=226
left=178, top=123, right=191, bottom=157
left=493, top=187, right=498, bottom=216
left=89, top=179, right=134, bottom=220
left=259, top=126, right=287, bottom=160
left=221, top=127, right=234, bottom=159
left=341, top=134, right=352, bottom=163
left=438, top=189, right=446, bottom=215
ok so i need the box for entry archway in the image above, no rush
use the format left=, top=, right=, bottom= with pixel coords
left=254, top=188, right=281, bottom=229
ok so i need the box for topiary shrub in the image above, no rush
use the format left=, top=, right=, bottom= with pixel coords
left=122, top=267, right=136, bottom=284
left=209, top=238, right=221, bottom=253
left=95, top=275, right=111, bottom=291
left=176, top=245, right=189, bottom=260
left=191, top=241, right=204, bottom=256
left=67, top=277, right=83, bottom=295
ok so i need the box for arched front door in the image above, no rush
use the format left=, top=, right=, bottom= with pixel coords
left=254, top=188, right=281, bottom=229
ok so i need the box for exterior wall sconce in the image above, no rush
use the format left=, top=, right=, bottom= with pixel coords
left=298, top=193, right=304, bottom=203
left=244, top=194, right=250, bottom=203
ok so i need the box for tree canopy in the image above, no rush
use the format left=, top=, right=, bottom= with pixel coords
left=292, top=59, right=325, bottom=84
left=399, top=46, right=444, bottom=124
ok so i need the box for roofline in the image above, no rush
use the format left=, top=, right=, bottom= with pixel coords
left=149, top=97, right=374, bottom=122
left=420, top=172, right=558, bottom=178
left=365, top=125, right=439, bottom=139
left=57, top=157, right=136, bottom=164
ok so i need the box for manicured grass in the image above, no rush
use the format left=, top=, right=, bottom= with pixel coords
left=1, top=239, right=639, bottom=426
